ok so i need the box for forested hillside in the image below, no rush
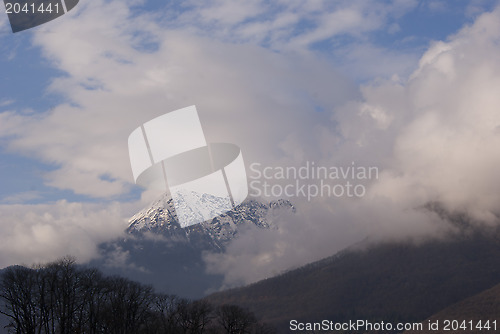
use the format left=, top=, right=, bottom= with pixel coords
left=207, top=230, right=500, bottom=332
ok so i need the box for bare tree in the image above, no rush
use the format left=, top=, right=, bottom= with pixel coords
left=99, top=276, right=154, bottom=334
left=148, top=293, right=181, bottom=333
left=44, top=257, right=81, bottom=334
left=176, top=299, right=213, bottom=334
left=0, top=258, right=275, bottom=334
left=0, top=266, right=39, bottom=334
left=216, top=304, right=257, bottom=334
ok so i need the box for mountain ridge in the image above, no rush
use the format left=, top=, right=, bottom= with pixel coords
left=91, top=194, right=296, bottom=298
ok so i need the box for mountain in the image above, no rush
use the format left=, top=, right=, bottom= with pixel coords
left=91, top=194, right=295, bottom=299
left=127, top=193, right=294, bottom=250
left=205, top=228, right=500, bottom=333
left=403, top=283, right=500, bottom=334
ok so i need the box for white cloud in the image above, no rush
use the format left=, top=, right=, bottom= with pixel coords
left=204, top=5, right=500, bottom=286
left=334, top=42, right=420, bottom=81
left=0, top=0, right=357, bottom=268
left=0, top=201, right=127, bottom=267
left=183, top=0, right=266, bottom=26
left=1, top=191, right=42, bottom=204
left=0, top=99, right=14, bottom=107
left=205, top=197, right=449, bottom=288
left=0, top=0, right=359, bottom=200
left=334, top=7, right=500, bottom=226
left=177, top=0, right=418, bottom=49
left=102, top=243, right=149, bottom=272
left=426, top=0, right=448, bottom=13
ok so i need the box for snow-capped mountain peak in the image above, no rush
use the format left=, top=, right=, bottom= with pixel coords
left=127, top=193, right=295, bottom=249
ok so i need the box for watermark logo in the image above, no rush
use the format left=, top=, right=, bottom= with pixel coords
left=249, top=161, right=378, bottom=201
left=128, top=105, right=248, bottom=228
left=3, top=0, right=79, bottom=33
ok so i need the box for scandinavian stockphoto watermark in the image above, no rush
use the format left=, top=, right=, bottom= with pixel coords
left=249, top=161, right=378, bottom=201
left=128, top=106, right=248, bottom=228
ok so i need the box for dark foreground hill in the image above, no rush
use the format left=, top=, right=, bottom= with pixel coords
left=404, top=282, right=500, bottom=334
left=206, top=229, right=500, bottom=332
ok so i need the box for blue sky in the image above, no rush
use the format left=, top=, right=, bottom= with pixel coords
left=1, top=0, right=500, bottom=280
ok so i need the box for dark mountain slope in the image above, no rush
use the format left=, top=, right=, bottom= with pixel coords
left=404, top=282, right=500, bottom=333
left=206, top=230, right=500, bottom=332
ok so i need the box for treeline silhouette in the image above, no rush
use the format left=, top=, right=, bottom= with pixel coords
left=0, top=257, right=275, bottom=334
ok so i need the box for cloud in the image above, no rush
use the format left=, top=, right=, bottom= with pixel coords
left=169, top=0, right=421, bottom=81
left=426, top=0, right=448, bottom=13
left=176, top=0, right=418, bottom=49
left=1, top=190, right=42, bottom=204
left=102, top=243, right=149, bottom=273
left=0, top=0, right=359, bottom=268
left=181, top=0, right=267, bottom=26
left=370, top=7, right=500, bottom=222
left=203, top=5, right=500, bottom=287
left=0, top=99, right=14, bottom=107
left=0, top=201, right=127, bottom=267
left=204, top=198, right=448, bottom=288
left=0, top=0, right=423, bottom=203
left=332, top=42, right=420, bottom=81
left=0, top=0, right=359, bottom=200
